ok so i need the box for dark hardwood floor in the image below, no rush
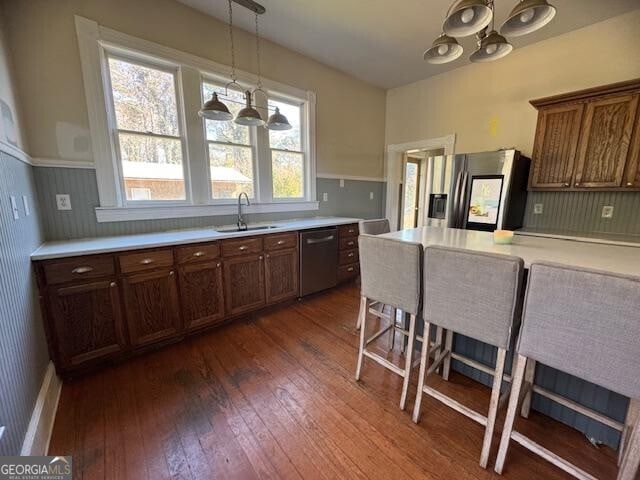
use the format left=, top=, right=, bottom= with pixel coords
left=49, top=282, right=618, bottom=479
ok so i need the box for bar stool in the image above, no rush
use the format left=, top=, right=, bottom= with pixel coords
left=413, top=245, right=524, bottom=468
left=495, top=262, right=640, bottom=480
left=355, top=234, right=422, bottom=410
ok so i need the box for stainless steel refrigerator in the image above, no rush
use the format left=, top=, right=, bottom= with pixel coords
left=424, top=149, right=530, bottom=232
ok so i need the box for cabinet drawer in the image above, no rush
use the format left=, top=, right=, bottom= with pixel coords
left=339, top=236, right=358, bottom=250
left=264, top=232, right=298, bottom=251
left=43, top=255, right=115, bottom=285
left=176, top=243, right=220, bottom=265
left=339, top=249, right=358, bottom=265
left=338, top=263, right=360, bottom=281
left=119, top=249, right=174, bottom=274
left=221, top=237, right=263, bottom=257
left=338, top=224, right=359, bottom=238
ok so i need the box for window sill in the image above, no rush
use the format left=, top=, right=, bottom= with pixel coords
left=94, top=201, right=320, bottom=223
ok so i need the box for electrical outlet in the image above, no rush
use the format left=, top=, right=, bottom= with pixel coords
left=339, top=179, right=344, bottom=188
left=533, top=203, right=543, bottom=215
left=56, top=194, right=72, bottom=210
left=322, top=192, right=328, bottom=202
left=369, top=192, right=374, bottom=200
left=601, top=205, right=614, bottom=218
left=22, top=195, right=30, bottom=216
left=10, top=195, right=19, bottom=220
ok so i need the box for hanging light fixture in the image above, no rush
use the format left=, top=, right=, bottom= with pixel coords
left=443, top=0, right=493, bottom=37
left=266, top=107, right=293, bottom=130
left=424, top=34, right=464, bottom=64
left=470, top=29, right=513, bottom=62
left=500, top=0, right=556, bottom=37
left=235, top=90, right=264, bottom=126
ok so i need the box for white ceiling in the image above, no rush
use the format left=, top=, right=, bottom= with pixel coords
left=178, top=0, right=640, bottom=89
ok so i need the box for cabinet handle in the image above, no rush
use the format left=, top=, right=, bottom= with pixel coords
left=169, top=270, right=175, bottom=276
left=139, top=258, right=155, bottom=265
left=348, top=252, right=354, bottom=257
left=627, top=182, right=634, bottom=187
left=348, top=228, right=355, bottom=234
left=238, top=245, right=248, bottom=251
left=192, top=251, right=206, bottom=257
left=110, top=282, right=117, bottom=288
left=347, top=241, right=355, bottom=246
left=575, top=182, right=580, bottom=187
left=562, top=182, right=569, bottom=187
left=347, top=267, right=354, bottom=272
left=259, top=255, right=263, bottom=260
left=277, top=240, right=285, bottom=245
left=216, top=262, right=221, bottom=268
left=266, top=254, right=270, bottom=259
left=71, top=266, right=94, bottom=274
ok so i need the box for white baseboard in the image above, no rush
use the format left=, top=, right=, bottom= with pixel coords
left=20, top=362, right=62, bottom=456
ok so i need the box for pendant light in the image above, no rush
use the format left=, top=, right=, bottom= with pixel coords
left=266, top=107, right=292, bottom=130
left=424, top=34, right=463, bottom=64
left=443, top=0, right=493, bottom=37
left=500, top=0, right=556, bottom=37
left=470, top=29, right=512, bottom=62
left=235, top=90, right=264, bottom=126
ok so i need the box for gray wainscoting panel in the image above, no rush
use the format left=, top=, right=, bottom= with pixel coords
left=33, top=167, right=385, bottom=240
left=524, top=191, right=640, bottom=236
left=0, top=152, right=49, bottom=456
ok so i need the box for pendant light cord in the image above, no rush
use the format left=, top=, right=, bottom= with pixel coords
left=254, top=11, right=264, bottom=92
left=228, top=0, right=237, bottom=83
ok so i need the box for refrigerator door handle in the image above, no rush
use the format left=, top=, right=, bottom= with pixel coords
left=457, top=172, right=469, bottom=228
left=451, top=170, right=463, bottom=228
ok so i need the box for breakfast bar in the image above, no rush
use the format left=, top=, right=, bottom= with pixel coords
left=379, top=226, right=640, bottom=449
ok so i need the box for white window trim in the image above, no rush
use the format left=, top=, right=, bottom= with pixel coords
left=75, top=15, right=317, bottom=222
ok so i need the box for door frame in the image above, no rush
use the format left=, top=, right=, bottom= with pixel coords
left=401, top=157, right=422, bottom=229
left=385, top=134, right=456, bottom=231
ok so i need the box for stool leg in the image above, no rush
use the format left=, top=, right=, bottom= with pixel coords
left=355, top=296, right=368, bottom=380
left=400, top=314, right=417, bottom=410
left=434, top=326, right=444, bottom=374
left=388, top=307, right=397, bottom=351
left=619, top=400, right=640, bottom=467
left=618, top=414, right=640, bottom=480
left=495, top=354, right=528, bottom=475
left=401, top=311, right=408, bottom=354
left=520, top=359, right=537, bottom=418
left=480, top=347, right=507, bottom=469
left=412, top=322, right=431, bottom=423
left=442, top=329, right=454, bottom=381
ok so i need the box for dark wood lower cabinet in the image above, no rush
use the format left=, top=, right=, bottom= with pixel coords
left=223, top=254, right=266, bottom=316
left=178, top=261, right=225, bottom=330
left=48, top=279, right=126, bottom=369
left=121, top=269, right=182, bottom=347
left=265, top=249, right=298, bottom=304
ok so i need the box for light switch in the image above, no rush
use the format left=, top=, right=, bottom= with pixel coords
left=322, top=192, right=328, bottom=202
left=339, top=179, right=344, bottom=188
left=22, top=195, right=30, bottom=216
left=369, top=192, right=374, bottom=200
left=601, top=205, right=614, bottom=218
left=533, top=203, right=543, bottom=215
left=56, top=194, right=72, bottom=210
left=10, top=196, right=19, bottom=220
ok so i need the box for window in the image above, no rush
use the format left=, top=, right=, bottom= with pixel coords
left=202, top=83, right=255, bottom=200
left=269, top=99, right=304, bottom=199
left=76, top=18, right=316, bottom=221
left=107, top=57, right=187, bottom=202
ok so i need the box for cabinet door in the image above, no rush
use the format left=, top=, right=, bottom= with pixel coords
left=574, top=94, right=639, bottom=188
left=623, top=103, right=640, bottom=188
left=48, top=280, right=126, bottom=369
left=122, top=269, right=182, bottom=347
left=265, top=249, right=299, bottom=304
left=530, top=103, right=584, bottom=189
left=178, top=261, right=225, bottom=330
left=223, top=254, right=265, bottom=316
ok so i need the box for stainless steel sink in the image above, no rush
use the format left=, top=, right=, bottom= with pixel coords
left=215, top=225, right=279, bottom=233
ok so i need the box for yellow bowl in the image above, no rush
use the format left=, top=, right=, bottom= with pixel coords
left=493, top=230, right=514, bottom=245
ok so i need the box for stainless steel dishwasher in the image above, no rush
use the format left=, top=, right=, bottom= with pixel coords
left=300, top=227, right=338, bottom=296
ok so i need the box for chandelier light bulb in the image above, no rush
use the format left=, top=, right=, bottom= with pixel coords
left=438, top=44, right=449, bottom=55
left=461, top=8, right=475, bottom=23
left=519, top=8, right=535, bottom=23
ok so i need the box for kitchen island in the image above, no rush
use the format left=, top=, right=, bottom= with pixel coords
left=381, top=226, right=639, bottom=449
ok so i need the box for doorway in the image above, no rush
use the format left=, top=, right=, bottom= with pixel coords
left=402, top=157, right=421, bottom=229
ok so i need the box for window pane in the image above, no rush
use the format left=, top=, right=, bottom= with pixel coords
left=108, top=58, right=179, bottom=136
left=119, top=132, right=185, bottom=201
left=272, top=151, right=304, bottom=198
left=208, top=143, right=254, bottom=199
left=203, top=83, right=250, bottom=145
left=268, top=99, right=301, bottom=151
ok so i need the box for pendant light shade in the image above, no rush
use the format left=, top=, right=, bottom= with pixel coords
left=470, top=30, right=513, bottom=62
left=500, top=0, right=556, bottom=37
left=424, top=34, right=463, bottom=64
left=443, top=0, right=493, bottom=37
left=198, top=92, right=233, bottom=120
left=266, top=107, right=292, bottom=130
left=235, top=91, right=264, bottom=126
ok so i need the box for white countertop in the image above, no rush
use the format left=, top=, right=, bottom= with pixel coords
left=381, top=227, right=640, bottom=277
left=31, top=217, right=361, bottom=260
left=516, top=229, right=640, bottom=247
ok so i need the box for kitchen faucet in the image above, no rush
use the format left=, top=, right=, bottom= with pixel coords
left=237, top=192, right=250, bottom=230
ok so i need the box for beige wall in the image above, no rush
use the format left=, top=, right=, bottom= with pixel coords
left=3, top=0, right=386, bottom=178
left=0, top=7, right=26, bottom=152
left=385, top=10, right=640, bottom=157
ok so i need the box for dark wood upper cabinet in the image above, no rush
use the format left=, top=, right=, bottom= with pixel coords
left=574, top=94, right=638, bottom=188
left=529, top=103, right=584, bottom=189
left=121, top=269, right=182, bottom=347
left=179, top=261, right=225, bottom=330
left=48, top=279, right=126, bottom=369
left=529, top=79, right=640, bottom=191
left=223, top=254, right=266, bottom=316
left=265, top=249, right=298, bottom=304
